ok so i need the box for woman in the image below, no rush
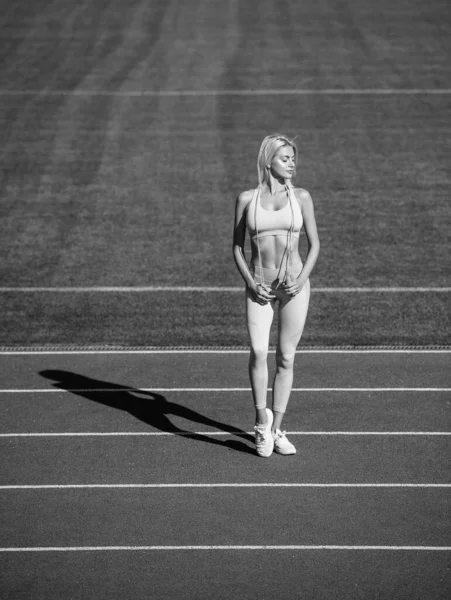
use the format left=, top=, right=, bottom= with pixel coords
left=233, top=134, right=320, bottom=457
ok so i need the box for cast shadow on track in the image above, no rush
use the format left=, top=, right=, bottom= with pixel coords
left=39, top=370, right=255, bottom=455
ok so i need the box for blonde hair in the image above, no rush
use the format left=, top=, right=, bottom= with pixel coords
left=257, top=133, right=297, bottom=186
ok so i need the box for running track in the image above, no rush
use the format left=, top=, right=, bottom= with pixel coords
left=1, top=350, right=450, bottom=599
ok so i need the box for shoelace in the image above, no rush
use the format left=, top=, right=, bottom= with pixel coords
left=274, top=430, right=287, bottom=441
left=254, top=425, right=268, bottom=444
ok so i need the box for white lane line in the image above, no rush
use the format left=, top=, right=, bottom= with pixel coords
left=0, top=88, right=450, bottom=97
left=0, top=431, right=449, bottom=438
left=1, top=388, right=449, bottom=393
left=1, top=545, right=450, bottom=552
left=1, top=483, right=449, bottom=489
left=1, top=286, right=451, bottom=293
left=0, top=349, right=450, bottom=354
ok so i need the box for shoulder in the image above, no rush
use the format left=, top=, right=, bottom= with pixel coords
left=235, top=189, right=255, bottom=211
left=293, top=187, right=313, bottom=209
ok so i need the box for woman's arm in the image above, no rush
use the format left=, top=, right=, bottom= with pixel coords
left=232, top=192, right=255, bottom=289
left=297, top=189, right=320, bottom=287
left=284, top=189, right=320, bottom=295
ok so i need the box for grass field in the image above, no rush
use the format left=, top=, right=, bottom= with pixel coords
left=1, top=0, right=450, bottom=347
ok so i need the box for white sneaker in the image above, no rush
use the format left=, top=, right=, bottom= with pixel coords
left=254, top=408, right=274, bottom=457
left=273, top=429, right=296, bottom=455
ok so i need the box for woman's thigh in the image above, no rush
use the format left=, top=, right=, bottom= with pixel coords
left=278, top=279, right=311, bottom=352
left=245, top=288, right=275, bottom=351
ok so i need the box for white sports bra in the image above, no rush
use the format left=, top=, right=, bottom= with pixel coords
left=246, top=184, right=303, bottom=240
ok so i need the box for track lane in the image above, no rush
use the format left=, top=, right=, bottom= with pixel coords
left=1, top=435, right=448, bottom=485
left=0, top=390, right=449, bottom=434
left=1, top=487, right=449, bottom=547
left=1, top=551, right=449, bottom=600
left=0, top=351, right=449, bottom=389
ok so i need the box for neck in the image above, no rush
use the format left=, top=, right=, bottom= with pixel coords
left=265, top=174, right=287, bottom=195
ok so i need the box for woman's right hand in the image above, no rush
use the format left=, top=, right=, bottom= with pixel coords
left=249, top=282, right=275, bottom=305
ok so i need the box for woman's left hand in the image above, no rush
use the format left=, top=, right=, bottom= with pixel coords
left=282, top=275, right=303, bottom=296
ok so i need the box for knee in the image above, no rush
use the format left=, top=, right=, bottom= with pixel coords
left=276, top=350, right=295, bottom=372
left=250, top=346, right=269, bottom=366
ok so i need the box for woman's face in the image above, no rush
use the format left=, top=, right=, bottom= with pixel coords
left=269, top=144, right=296, bottom=180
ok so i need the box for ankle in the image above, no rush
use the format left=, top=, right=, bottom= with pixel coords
left=255, top=408, right=267, bottom=425
left=272, top=410, right=284, bottom=432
